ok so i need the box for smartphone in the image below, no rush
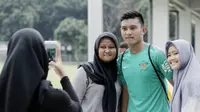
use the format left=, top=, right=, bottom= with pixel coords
left=44, top=41, right=57, bottom=62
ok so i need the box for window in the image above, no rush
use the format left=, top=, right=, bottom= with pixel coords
left=169, top=10, right=179, bottom=40
left=191, top=20, right=196, bottom=52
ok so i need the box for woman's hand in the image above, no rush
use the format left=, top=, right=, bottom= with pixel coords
left=49, top=41, right=66, bottom=79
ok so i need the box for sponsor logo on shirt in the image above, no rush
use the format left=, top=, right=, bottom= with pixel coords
left=162, top=60, right=172, bottom=72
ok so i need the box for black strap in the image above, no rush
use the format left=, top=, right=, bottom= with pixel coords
left=119, top=52, right=126, bottom=112
left=148, top=45, right=169, bottom=101
left=79, top=62, right=93, bottom=104
left=78, top=62, right=93, bottom=87
left=86, top=62, right=93, bottom=87
left=120, top=51, right=126, bottom=73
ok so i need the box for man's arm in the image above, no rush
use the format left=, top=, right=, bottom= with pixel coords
left=121, top=85, right=129, bottom=112
left=155, top=50, right=174, bottom=85
left=117, top=53, right=129, bottom=112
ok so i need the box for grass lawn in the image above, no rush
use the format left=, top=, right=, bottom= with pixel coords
left=47, top=64, right=78, bottom=88
left=0, top=62, right=78, bottom=89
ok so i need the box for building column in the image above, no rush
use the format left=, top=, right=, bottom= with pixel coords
left=195, top=19, right=200, bottom=61
left=179, top=10, right=192, bottom=43
left=88, top=0, right=103, bottom=61
left=152, top=0, right=169, bottom=50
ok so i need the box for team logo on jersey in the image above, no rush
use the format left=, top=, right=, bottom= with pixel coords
left=139, top=62, right=148, bottom=70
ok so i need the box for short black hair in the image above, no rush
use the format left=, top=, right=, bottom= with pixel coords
left=120, top=10, right=144, bottom=26
left=119, top=41, right=128, bottom=49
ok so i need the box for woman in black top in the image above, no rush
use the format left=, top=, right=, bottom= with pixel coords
left=0, top=28, right=81, bottom=112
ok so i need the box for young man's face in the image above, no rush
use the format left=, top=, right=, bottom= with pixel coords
left=120, top=18, right=146, bottom=46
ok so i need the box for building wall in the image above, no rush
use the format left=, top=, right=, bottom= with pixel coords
left=88, top=0, right=103, bottom=61
left=152, top=0, right=169, bottom=50
left=195, top=18, right=200, bottom=60
left=88, top=0, right=200, bottom=61
left=179, top=10, right=192, bottom=43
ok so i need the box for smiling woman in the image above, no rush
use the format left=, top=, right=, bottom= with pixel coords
left=98, top=37, right=117, bottom=63
left=165, top=39, right=200, bottom=112
left=71, top=32, right=122, bottom=112
left=167, top=44, right=181, bottom=70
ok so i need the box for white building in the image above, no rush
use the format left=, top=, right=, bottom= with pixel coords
left=88, top=0, right=200, bottom=61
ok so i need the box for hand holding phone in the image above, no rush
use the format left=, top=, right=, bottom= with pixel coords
left=44, top=41, right=57, bottom=62
left=46, top=41, right=65, bottom=78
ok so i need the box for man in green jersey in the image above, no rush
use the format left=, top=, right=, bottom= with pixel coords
left=118, top=10, right=173, bottom=112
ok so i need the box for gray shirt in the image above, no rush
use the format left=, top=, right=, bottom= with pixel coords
left=72, top=67, right=122, bottom=112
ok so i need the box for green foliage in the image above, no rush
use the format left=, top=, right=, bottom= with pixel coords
left=0, top=0, right=87, bottom=41
left=0, top=0, right=40, bottom=41
left=54, top=18, right=88, bottom=60
left=0, top=0, right=149, bottom=61
left=0, top=0, right=88, bottom=61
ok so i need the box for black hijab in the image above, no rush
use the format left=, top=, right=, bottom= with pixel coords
left=0, top=28, right=49, bottom=112
left=81, top=32, right=118, bottom=112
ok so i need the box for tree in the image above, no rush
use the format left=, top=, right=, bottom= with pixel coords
left=35, top=0, right=87, bottom=39
left=0, top=0, right=39, bottom=41
left=54, top=17, right=87, bottom=62
left=0, top=0, right=88, bottom=41
left=0, top=0, right=88, bottom=61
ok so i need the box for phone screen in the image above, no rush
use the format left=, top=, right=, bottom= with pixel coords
left=44, top=41, right=57, bottom=62
left=47, top=48, right=56, bottom=62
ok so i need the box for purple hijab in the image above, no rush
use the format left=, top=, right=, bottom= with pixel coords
left=165, top=39, right=200, bottom=112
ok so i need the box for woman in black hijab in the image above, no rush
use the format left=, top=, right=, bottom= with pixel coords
left=55, top=32, right=122, bottom=112
left=0, top=28, right=81, bottom=112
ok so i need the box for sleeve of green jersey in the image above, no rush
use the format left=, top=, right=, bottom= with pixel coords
left=117, top=54, right=126, bottom=85
left=155, top=50, right=173, bottom=80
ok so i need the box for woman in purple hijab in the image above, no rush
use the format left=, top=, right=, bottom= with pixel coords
left=165, top=39, right=200, bottom=112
